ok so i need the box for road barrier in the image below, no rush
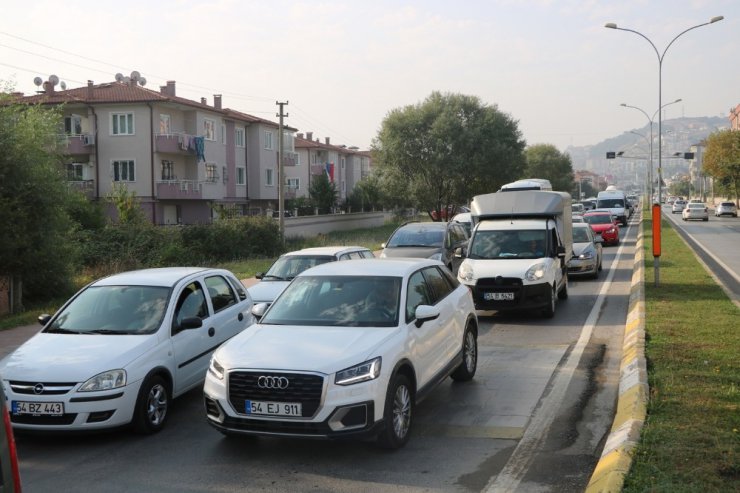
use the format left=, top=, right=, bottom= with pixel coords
left=585, top=217, right=648, bottom=492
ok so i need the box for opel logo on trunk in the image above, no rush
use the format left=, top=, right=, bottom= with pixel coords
left=257, top=376, right=289, bottom=389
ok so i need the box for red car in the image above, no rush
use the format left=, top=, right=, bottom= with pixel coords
left=583, top=211, right=620, bottom=245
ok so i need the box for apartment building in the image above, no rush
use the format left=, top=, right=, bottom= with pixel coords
left=289, top=132, right=372, bottom=205
left=12, top=77, right=297, bottom=224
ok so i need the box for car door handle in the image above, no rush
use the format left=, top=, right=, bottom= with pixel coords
left=208, top=327, right=215, bottom=337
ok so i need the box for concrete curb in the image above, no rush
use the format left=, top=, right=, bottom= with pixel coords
left=585, top=217, right=648, bottom=493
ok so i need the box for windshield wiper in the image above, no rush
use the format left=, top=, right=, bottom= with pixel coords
left=45, top=327, right=81, bottom=334
left=260, top=274, right=285, bottom=280
left=87, top=329, right=123, bottom=335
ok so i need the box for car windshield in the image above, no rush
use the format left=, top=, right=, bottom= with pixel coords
left=387, top=226, right=444, bottom=248
left=573, top=228, right=592, bottom=243
left=584, top=214, right=612, bottom=225
left=597, top=198, right=624, bottom=208
left=261, top=275, right=401, bottom=327
left=44, top=285, right=169, bottom=335
left=469, top=230, right=547, bottom=259
left=688, top=204, right=704, bottom=209
left=264, top=256, right=334, bottom=280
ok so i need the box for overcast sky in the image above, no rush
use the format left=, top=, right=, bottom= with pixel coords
left=1, top=0, right=736, bottom=152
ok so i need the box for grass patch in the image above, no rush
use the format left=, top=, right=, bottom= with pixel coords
left=623, top=213, right=739, bottom=492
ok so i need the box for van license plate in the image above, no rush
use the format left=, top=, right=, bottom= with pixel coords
left=484, top=292, right=514, bottom=301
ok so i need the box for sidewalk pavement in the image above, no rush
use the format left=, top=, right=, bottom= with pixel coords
left=0, top=277, right=261, bottom=360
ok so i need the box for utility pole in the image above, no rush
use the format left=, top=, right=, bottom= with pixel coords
left=276, top=100, right=288, bottom=244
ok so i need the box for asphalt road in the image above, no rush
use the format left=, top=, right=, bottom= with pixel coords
left=6, top=220, right=639, bottom=493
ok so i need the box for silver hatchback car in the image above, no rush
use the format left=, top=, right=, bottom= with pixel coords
left=715, top=201, right=737, bottom=217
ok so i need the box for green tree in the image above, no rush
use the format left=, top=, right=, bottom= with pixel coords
left=372, top=91, right=526, bottom=220
left=0, top=91, right=78, bottom=308
left=703, top=129, right=740, bottom=203
left=523, top=144, right=575, bottom=192
left=309, top=174, right=339, bottom=213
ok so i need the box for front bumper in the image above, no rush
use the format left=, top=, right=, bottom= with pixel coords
left=470, top=278, right=551, bottom=311
left=3, top=379, right=139, bottom=431
left=203, top=369, right=387, bottom=440
left=568, top=258, right=597, bottom=276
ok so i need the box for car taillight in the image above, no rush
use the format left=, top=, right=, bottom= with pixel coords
left=3, top=404, right=22, bottom=492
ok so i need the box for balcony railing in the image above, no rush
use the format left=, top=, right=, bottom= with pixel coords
left=68, top=179, right=95, bottom=199
left=282, top=151, right=299, bottom=167
left=155, top=133, right=198, bottom=155
left=156, top=180, right=203, bottom=199
left=65, top=134, right=94, bottom=155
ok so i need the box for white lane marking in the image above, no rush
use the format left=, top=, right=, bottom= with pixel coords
left=484, top=221, right=632, bottom=493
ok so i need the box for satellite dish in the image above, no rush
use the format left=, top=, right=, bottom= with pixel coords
left=123, top=76, right=131, bottom=84
left=130, top=70, right=140, bottom=80
left=138, top=77, right=147, bottom=87
left=115, top=73, right=124, bottom=82
left=33, top=77, right=43, bottom=87
left=60, top=81, right=67, bottom=90
left=49, top=74, right=59, bottom=86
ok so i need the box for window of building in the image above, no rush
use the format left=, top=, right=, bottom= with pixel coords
left=159, top=114, right=171, bottom=134
left=222, top=166, right=228, bottom=184
left=287, top=178, right=300, bottom=189
left=112, top=160, right=135, bottom=182
left=111, top=113, right=134, bottom=135
left=66, top=163, right=83, bottom=180
left=295, top=153, right=301, bottom=166
left=264, top=130, right=274, bottom=150
left=265, top=169, right=274, bottom=186
left=161, top=160, right=175, bottom=180
left=64, top=115, right=82, bottom=135
left=341, top=157, right=346, bottom=170
left=221, top=124, right=226, bottom=145
left=235, top=128, right=245, bottom=148
left=205, top=163, right=218, bottom=182
left=342, top=180, right=346, bottom=193
left=204, top=119, right=216, bottom=141
left=236, top=166, right=245, bottom=185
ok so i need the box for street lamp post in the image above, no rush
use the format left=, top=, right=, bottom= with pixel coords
left=621, top=99, right=682, bottom=204
left=605, top=15, right=724, bottom=286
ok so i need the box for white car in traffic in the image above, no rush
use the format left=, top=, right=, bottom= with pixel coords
left=204, top=258, right=478, bottom=449
left=0, top=267, right=254, bottom=433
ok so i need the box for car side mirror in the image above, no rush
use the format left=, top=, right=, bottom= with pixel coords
left=593, top=237, right=603, bottom=244
left=38, top=314, right=52, bottom=326
left=557, top=245, right=566, bottom=258
left=454, top=246, right=465, bottom=258
left=414, top=304, right=440, bottom=328
left=175, top=316, right=203, bottom=334
left=251, top=303, right=269, bottom=319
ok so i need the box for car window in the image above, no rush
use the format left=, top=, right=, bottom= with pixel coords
left=173, top=282, right=208, bottom=329
left=388, top=225, right=444, bottom=248
left=450, top=224, right=467, bottom=243
left=226, top=275, right=248, bottom=301
left=573, top=227, right=592, bottom=243
left=205, top=275, right=237, bottom=313
left=405, top=271, right=432, bottom=322
left=360, top=250, right=375, bottom=258
left=422, top=266, right=453, bottom=303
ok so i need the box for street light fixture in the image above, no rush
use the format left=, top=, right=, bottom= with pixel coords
left=620, top=99, right=682, bottom=203
left=605, top=15, right=723, bottom=286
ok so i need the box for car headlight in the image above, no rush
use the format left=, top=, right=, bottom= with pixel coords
left=579, top=251, right=594, bottom=260
left=79, top=369, right=126, bottom=392
left=458, top=261, right=474, bottom=282
left=525, top=263, right=547, bottom=281
left=428, top=252, right=442, bottom=261
left=335, top=357, right=381, bottom=386
left=606, top=227, right=615, bottom=234
left=208, top=357, right=225, bottom=380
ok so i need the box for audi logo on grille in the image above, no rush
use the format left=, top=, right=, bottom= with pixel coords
left=257, top=376, right=289, bottom=389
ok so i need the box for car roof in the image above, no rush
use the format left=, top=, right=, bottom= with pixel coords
left=282, top=246, right=369, bottom=257
left=93, top=267, right=215, bottom=287
left=686, top=203, right=705, bottom=207
left=398, top=221, right=448, bottom=230
left=584, top=210, right=612, bottom=216
left=297, top=258, right=442, bottom=278
left=573, top=222, right=592, bottom=230
left=451, top=212, right=471, bottom=223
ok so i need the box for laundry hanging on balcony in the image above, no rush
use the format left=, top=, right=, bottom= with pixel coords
left=193, top=136, right=205, bottom=162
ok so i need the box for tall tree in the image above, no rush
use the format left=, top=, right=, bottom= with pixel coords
left=522, top=144, right=575, bottom=193
left=0, top=91, right=78, bottom=308
left=703, top=129, right=740, bottom=203
left=309, top=174, right=339, bottom=214
left=372, top=92, right=526, bottom=219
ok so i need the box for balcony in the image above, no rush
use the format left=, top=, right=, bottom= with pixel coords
left=155, top=133, right=198, bottom=155
left=65, top=134, right=94, bottom=155
left=311, top=164, right=326, bottom=176
left=68, top=179, right=95, bottom=199
left=156, top=180, right=203, bottom=200
left=282, top=151, right=299, bottom=167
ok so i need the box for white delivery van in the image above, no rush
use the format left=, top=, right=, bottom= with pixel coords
left=596, top=189, right=629, bottom=226
left=458, top=190, right=572, bottom=318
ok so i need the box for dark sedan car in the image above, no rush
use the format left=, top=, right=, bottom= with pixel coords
left=379, top=221, right=469, bottom=275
